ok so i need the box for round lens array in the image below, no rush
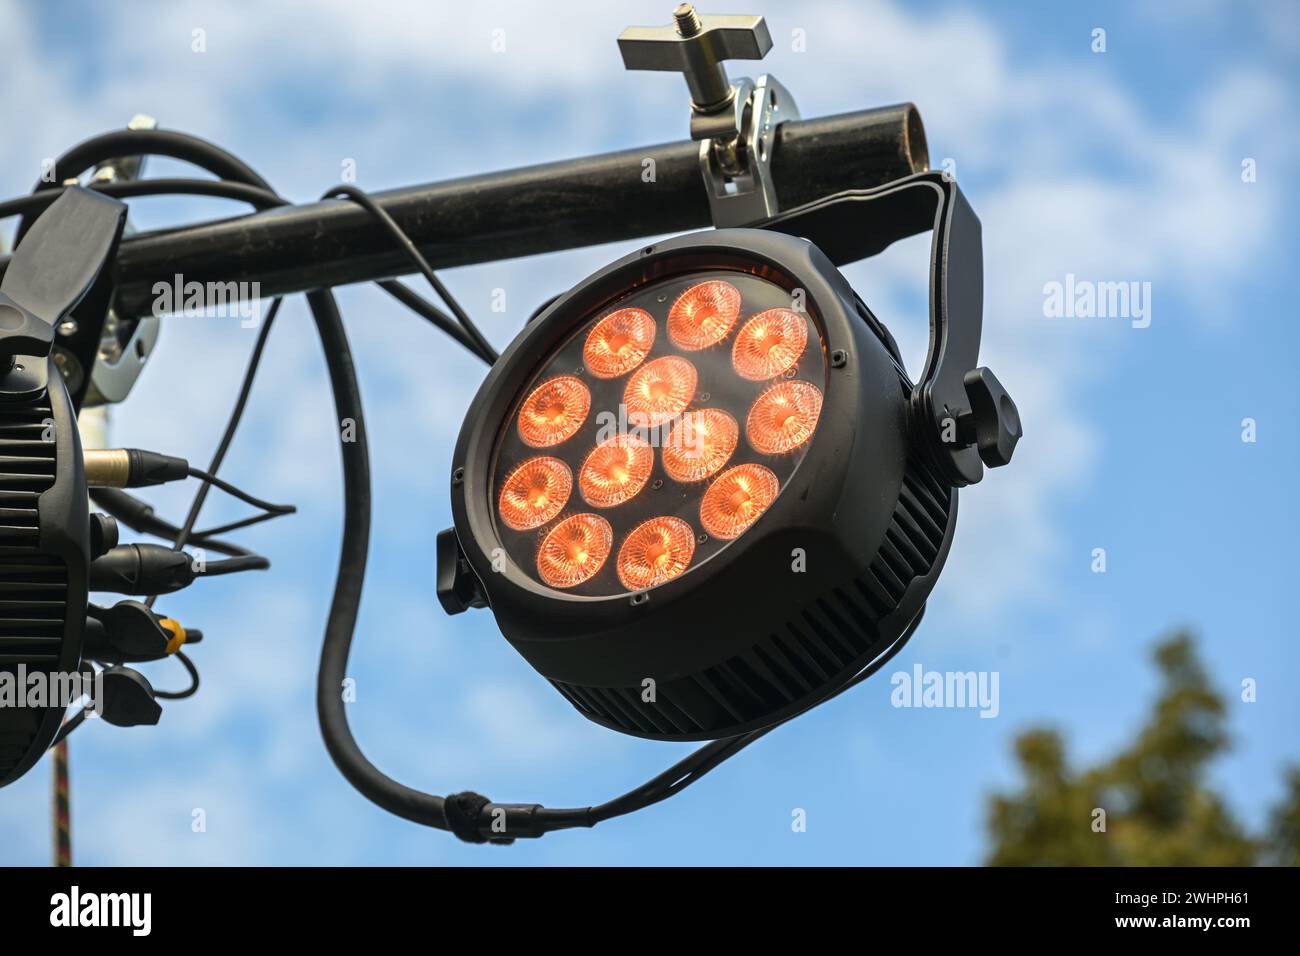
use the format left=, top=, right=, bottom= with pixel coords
left=492, top=270, right=826, bottom=596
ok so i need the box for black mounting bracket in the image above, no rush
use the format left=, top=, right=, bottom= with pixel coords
left=760, top=170, right=1021, bottom=486
left=0, top=186, right=126, bottom=404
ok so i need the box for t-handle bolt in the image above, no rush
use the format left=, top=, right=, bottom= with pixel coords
left=619, top=4, right=772, bottom=113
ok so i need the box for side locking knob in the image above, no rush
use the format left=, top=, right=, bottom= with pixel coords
left=958, top=366, right=1022, bottom=468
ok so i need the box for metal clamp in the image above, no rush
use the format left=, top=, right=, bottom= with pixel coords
left=619, top=5, right=799, bottom=227
left=80, top=113, right=162, bottom=408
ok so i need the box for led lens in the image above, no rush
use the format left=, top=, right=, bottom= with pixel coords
left=700, top=463, right=780, bottom=539
left=667, top=280, right=741, bottom=350
left=579, top=433, right=654, bottom=507
left=498, top=456, right=572, bottom=531
left=495, top=269, right=823, bottom=596
left=584, top=307, right=656, bottom=378
left=661, top=408, right=738, bottom=483
left=623, top=356, right=697, bottom=428
left=732, top=308, right=808, bottom=381
left=747, top=380, right=823, bottom=454
left=617, top=516, right=696, bottom=590
left=537, top=513, right=613, bottom=589
left=518, top=375, right=591, bottom=448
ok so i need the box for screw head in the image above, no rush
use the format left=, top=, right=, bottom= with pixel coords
left=830, top=349, right=848, bottom=368
left=57, top=319, right=79, bottom=337
left=451, top=467, right=465, bottom=487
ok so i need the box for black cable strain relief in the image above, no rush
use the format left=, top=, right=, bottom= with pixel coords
left=443, top=791, right=493, bottom=844
left=89, top=544, right=196, bottom=596
left=126, top=448, right=190, bottom=487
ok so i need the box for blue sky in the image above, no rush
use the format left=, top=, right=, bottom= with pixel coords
left=1, top=0, right=1296, bottom=865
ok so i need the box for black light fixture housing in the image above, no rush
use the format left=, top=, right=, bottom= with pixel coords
left=440, top=170, right=1022, bottom=743
left=0, top=188, right=124, bottom=787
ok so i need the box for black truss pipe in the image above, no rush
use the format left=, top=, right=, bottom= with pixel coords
left=4, top=105, right=927, bottom=317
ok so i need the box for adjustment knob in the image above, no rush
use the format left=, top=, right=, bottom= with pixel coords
left=958, top=366, right=1021, bottom=468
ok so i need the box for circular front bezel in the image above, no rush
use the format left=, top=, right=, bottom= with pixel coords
left=450, top=231, right=882, bottom=650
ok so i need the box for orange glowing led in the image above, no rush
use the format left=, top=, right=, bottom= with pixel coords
left=732, top=308, right=809, bottom=380
left=536, top=513, right=613, bottom=589
left=700, top=463, right=780, bottom=539
left=497, top=456, right=572, bottom=531
left=517, top=375, right=591, bottom=448
left=579, top=434, right=654, bottom=507
left=583, top=307, right=656, bottom=378
left=623, top=356, right=697, bottom=427
left=746, top=380, right=823, bottom=455
left=667, top=280, right=741, bottom=350
left=616, top=516, right=696, bottom=591
left=661, top=408, right=738, bottom=483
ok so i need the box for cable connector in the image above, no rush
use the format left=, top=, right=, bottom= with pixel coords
left=90, top=543, right=196, bottom=595
left=84, top=447, right=188, bottom=488
left=82, top=599, right=203, bottom=664
left=90, top=543, right=269, bottom=595
left=443, top=792, right=553, bottom=844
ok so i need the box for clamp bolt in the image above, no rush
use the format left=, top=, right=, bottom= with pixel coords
left=619, top=4, right=772, bottom=116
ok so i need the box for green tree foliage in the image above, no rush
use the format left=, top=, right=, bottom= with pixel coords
left=1265, top=768, right=1300, bottom=867
left=986, top=632, right=1295, bottom=866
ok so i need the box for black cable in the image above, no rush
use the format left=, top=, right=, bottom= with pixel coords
left=51, top=707, right=89, bottom=747
left=170, top=294, right=283, bottom=549
left=186, top=466, right=295, bottom=516
left=48, top=665, right=100, bottom=749
left=153, top=650, right=200, bottom=700
left=1, top=177, right=483, bottom=364
left=2, top=171, right=492, bottom=364
left=320, top=184, right=498, bottom=364
left=377, top=279, right=485, bottom=361
left=90, top=488, right=253, bottom=557
left=12, top=129, right=273, bottom=243
left=142, top=295, right=283, bottom=610
left=196, top=555, right=270, bottom=577
left=192, top=510, right=282, bottom=540
left=0, top=177, right=282, bottom=222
